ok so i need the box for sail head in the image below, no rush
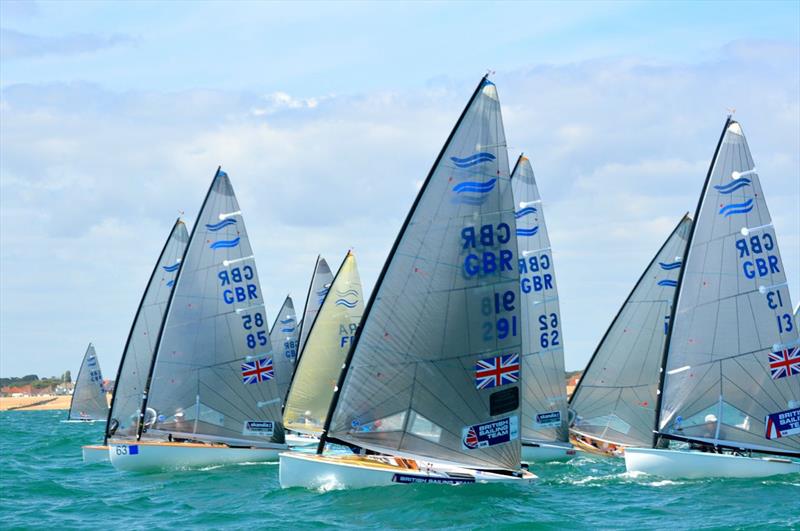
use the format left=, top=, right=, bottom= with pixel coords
left=296, top=257, right=334, bottom=360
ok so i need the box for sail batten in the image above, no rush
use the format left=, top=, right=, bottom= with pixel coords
left=511, top=154, right=569, bottom=444
left=69, top=343, right=108, bottom=421
left=324, top=77, right=523, bottom=472
left=656, top=120, right=800, bottom=456
left=106, top=219, right=189, bottom=441
left=139, top=168, right=286, bottom=447
left=570, top=216, right=692, bottom=447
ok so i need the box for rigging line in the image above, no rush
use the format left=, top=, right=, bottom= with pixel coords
left=723, top=361, right=792, bottom=424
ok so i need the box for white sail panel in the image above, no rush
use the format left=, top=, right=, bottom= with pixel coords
left=270, top=296, right=300, bottom=404
left=659, top=120, right=800, bottom=455
left=142, top=169, right=285, bottom=447
left=107, top=220, right=189, bottom=440
left=296, top=256, right=334, bottom=360
left=69, top=343, right=108, bottom=421
left=327, top=78, right=523, bottom=471
left=283, top=252, right=364, bottom=436
left=511, top=155, right=569, bottom=444
left=570, top=216, right=691, bottom=447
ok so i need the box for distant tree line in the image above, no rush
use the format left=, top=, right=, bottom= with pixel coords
left=1, top=371, right=71, bottom=388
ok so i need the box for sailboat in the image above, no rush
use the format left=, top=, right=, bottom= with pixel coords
left=67, top=343, right=108, bottom=422
left=568, top=215, right=692, bottom=457
left=268, top=295, right=311, bottom=447
left=83, top=219, right=189, bottom=463
left=295, top=256, right=334, bottom=362
left=625, top=118, right=800, bottom=478
left=510, top=154, right=575, bottom=461
left=109, top=168, right=289, bottom=471
left=282, top=252, right=364, bottom=446
left=279, top=76, right=535, bottom=488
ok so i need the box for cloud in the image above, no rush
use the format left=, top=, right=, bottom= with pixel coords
left=0, top=28, right=133, bottom=60
left=1, top=39, right=798, bottom=375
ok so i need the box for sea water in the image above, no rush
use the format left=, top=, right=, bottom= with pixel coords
left=1, top=410, right=797, bottom=529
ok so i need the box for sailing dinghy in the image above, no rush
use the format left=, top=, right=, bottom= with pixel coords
left=625, top=118, right=800, bottom=478
left=510, top=154, right=575, bottom=461
left=279, top=77, right=535, bottom=488
left=68, top=343, right=108, bottom=423
left=109, top=168, right=289, bottom=471
left=569, top=215, right=692, bottom=457
left=83, top=219, right=189, bottom=463
left=282, top=252, right=364, bottom=447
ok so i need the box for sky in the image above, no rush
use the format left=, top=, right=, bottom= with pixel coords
left=1, top=0, right=798, bottom=377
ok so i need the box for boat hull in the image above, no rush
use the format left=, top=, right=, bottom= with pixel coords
left=82, top=445, right=110, bottom=463
left=521, top=441, right=576, bottom=462
left=624, top=447, right=800, bottom=478
left=286, top=433, right=320, bottom=448
left=279, top=451, right=536, bottom=489
left=108, top=441, right=284, bottom=472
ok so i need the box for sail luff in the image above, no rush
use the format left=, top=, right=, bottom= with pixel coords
left=317, top=76, right=490, bottom=452
left=652, top=119, right=731, bottom=448
left=135, top=167, right=221, bottom=440
left=296, top=255, right=321, bottom=360
left=105, top=218, right=186, bottom=443
left=270, top=295, right=299, bottom=405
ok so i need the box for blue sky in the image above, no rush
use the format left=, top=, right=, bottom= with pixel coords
left=1, top=0, right=798, bottom=377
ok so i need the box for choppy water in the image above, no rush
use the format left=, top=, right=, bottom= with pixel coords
left=1, top=410, right=797, bottom=529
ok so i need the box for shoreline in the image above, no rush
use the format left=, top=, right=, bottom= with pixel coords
left=0, top=395, right=72, bottom=411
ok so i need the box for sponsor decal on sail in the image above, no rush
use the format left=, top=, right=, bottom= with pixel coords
left=765, top=407, right=800, bottom=440
left=462, top=416, right=519, bottom=450
left=243, top=420, right=275, bottom=436
left=534, top=411, right=562, bottom=428
left=391, top=473, right=475, bottom=485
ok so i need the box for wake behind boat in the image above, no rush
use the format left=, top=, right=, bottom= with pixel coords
left=280, top=76, right=535, bottom=488
left=109, top=168, right=288, bottom=471
left=625, top=118, right=800, bottom=478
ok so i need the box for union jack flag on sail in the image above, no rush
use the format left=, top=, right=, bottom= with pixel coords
left=241, top=357, right=274, bottom=384
left=768, top=347, right=800, bottom=380
left=475, top=353, right=519, bottom=389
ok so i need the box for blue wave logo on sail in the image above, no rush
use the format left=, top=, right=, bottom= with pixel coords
left=658, top=261, right=681, bottom=271
left=719, top=198, right=754, bottom=217
left=162, top=263, right=180, bottom=273
left=516, top=226, right=539, bottom=237
left=280, top=317, right=295, bottom=324
left=166, top=280, right=175, bottom=288
left=205, top=218, right=237, bottom=231
left=280, top=326, right=296, bottom=333
left=335, top=289, right=359, bottom=297
left=451, top=178, right=497, bottom=205
left=657, top=280, right=678, bottom=287
left=515, top=207, right=537, bottom=219
left=714, top=177, right=751, bottom=195
left=450, top=152, right=496, bottom=169
left=335, top=298, right=358, bottom=308
left=209, top=237, right=241, bottom=250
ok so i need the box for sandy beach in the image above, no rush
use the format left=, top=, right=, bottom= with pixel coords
left=0, top=395, right=73, bottom=411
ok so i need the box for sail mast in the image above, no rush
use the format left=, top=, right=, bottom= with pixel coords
left=295, top=255, right=321, bottom=362
left=135, top=167, right=221, bottom=440
left=652, top=117, right=731, bottom=448
left=317, top=75, right=491, bottom=454
left=104, top=218, right=183, bottom=443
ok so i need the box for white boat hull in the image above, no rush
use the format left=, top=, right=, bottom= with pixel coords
left=108, top=441, right=284, bottom=472
left=521, top=441, right=576, bottom=462
left=625, top=447, right=800, bottom=478
left=82, top=445, right=110, bottom=463
left=286, top=433, right=319, bottom=448
left=279, top=451, right=536, bottom=489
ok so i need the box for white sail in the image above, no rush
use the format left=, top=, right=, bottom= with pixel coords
left=107, top=219, right=189, bottom=440
left=325, top=77, right=523, bottom=472
left=283, top=252, right=364, bottom=436
left=510, top=154, right=569, bottom=444
left=270, top=295, right=300, bottom=403
left=140, top=168, right=285, bottom=447
left=296, top=256, right=334, bottom=360
left=69, top=343, right=108, bottom=421
left=570, top=216, right=692, bottom=447
left=657, top=119, right=800, bottom=456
